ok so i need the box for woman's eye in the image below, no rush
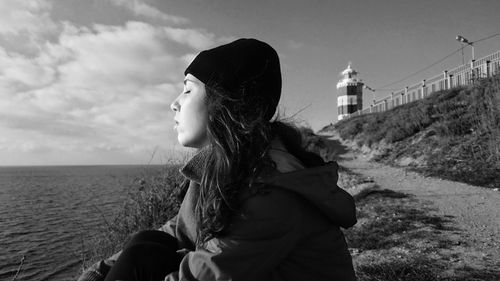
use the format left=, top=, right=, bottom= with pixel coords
left=183, top=90, right=191, bottom=94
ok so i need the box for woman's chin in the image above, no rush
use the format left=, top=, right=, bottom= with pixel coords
left=177, top=137, right=196, bottom=148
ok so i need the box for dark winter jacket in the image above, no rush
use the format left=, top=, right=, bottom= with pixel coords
left=77, top=140, right=357, bottom=281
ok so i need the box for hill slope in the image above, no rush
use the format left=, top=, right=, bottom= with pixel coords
left=321, top=74, right=500, bottom=188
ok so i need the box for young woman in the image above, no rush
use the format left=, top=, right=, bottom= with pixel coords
left=78, top=38, right=357, bottom=281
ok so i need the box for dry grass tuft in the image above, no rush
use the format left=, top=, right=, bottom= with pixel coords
left=82, top=164, right=184, bottom=269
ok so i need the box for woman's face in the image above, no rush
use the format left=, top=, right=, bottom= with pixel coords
left=170, top=74, right=209, bottom=148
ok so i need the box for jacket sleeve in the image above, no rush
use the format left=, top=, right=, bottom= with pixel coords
left=164, top=188, right=304, bottom=281
left=77, top=216, right=177, bottom=281
left=76, top=254, right=119, bottom=281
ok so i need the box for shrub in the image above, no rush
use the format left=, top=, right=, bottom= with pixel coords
left=85, top=163, right=184, bottom=267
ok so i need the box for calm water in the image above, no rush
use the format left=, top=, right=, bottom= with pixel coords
left=0, top=165, right=165, bottom=281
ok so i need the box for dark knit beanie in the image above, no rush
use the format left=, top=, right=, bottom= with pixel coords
left=184, top=38, right=281, bottom=121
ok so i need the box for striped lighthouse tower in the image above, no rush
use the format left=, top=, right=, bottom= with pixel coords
left=337, top=63, right=363, bottom=120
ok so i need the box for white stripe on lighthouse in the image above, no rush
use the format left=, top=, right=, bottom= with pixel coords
left=337, top=96, right=357, bottom=106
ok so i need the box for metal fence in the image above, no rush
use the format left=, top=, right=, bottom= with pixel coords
left=349, top=49, right=500, bottom=117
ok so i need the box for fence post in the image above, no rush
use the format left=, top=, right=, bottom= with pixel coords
left=390, top=92, right=395, bottom=109
left=404, top=86, right=408, bottom=104
left=470, top=60, right=475, bottom=83
left=443, top=70, right=448, bottom=90
left=421, top=79, right=426, bottom=98
left=486, top=60, right=491, bottom=77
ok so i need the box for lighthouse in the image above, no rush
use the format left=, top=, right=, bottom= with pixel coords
left=337, top=63, right=363, bottom=120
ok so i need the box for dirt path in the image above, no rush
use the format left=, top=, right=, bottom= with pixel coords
left=323, top=135, right=500, bottom=274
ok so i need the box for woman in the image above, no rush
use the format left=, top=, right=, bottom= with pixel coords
left=78, top=38, right=357, bottom=281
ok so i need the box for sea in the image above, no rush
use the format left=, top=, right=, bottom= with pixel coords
left=0, top=165, right=166, bottom=281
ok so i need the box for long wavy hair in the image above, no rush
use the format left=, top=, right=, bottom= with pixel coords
left=182, top=77, right=275, bottom=245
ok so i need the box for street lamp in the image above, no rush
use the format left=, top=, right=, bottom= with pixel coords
left=364, top=85, right=376, bottom=105
left=456, top=35, right=475, bottom=61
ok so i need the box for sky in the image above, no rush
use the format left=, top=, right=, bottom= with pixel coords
left=1, top=0, right=500, bottom=166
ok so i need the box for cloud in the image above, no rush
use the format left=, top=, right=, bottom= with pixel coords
left=163, top=27, right=219, bottom=50
left=1, top=21, right=183, bottom=147
left=0, top=3, right=230, bottom=165
left=0, top=47, right=56, bottom=90
left=0, top=0, right=59, bottom=55
left=57, top=21, right=183, bottom=89
left=0, top=0, right=56, bottom=35
left=109, top=0, right=189, bottom=24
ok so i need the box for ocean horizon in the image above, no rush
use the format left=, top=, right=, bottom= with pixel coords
left=0, top=164, right=169, bottom=281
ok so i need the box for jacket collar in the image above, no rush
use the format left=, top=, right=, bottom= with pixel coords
left=179, top=146, right=210, bottom=184
left=179, top=139, right=301, bottom=183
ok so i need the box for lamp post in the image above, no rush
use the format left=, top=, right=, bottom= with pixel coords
left=456, top=35, right=476, bottom=83
left=456, top=35, right=474, bottom=61
left=364, top=85, right=376, bottom=107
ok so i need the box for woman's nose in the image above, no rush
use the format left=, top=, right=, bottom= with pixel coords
left=170, top=97, right=180, bottom=112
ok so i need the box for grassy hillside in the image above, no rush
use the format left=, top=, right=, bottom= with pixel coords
left=321, top=74, right=500, bottom=188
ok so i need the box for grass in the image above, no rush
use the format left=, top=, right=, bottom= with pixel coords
left=82, top=163, right=184, bottom=269
left=322, top=74, right=500, bottom=188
